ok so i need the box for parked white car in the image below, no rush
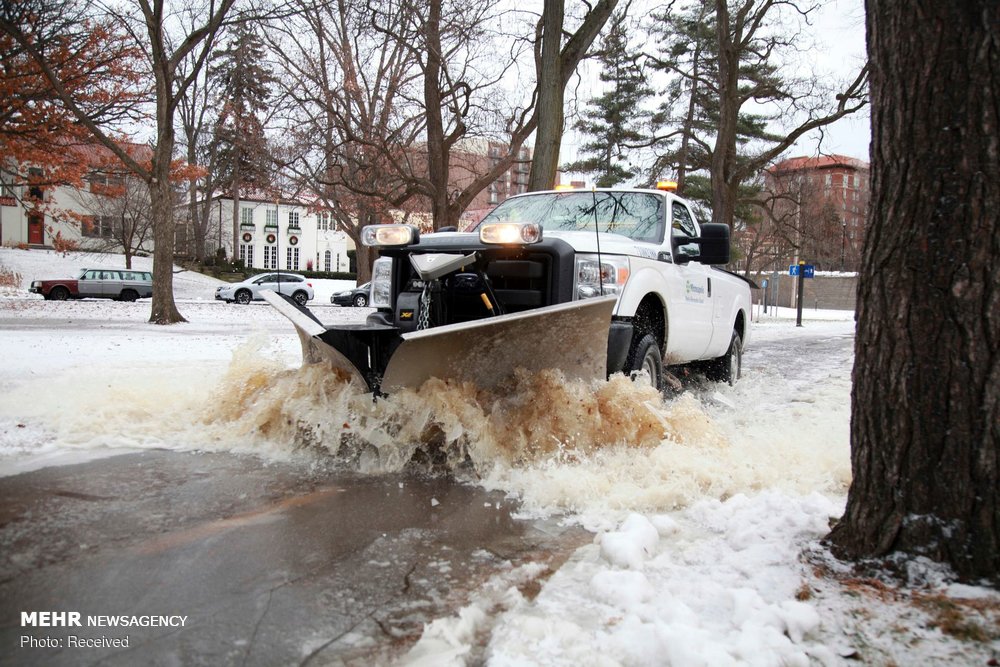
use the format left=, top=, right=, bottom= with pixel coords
left=215, top=273, right=314, bottom=306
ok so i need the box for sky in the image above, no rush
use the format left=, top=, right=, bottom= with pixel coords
left=2, top=247, right=997, bottom=664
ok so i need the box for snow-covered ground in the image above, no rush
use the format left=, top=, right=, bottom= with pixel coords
left=0, top=248, right=997, bottom=665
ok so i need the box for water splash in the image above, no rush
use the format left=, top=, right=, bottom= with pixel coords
left=1, top=337, right=850, bottom=516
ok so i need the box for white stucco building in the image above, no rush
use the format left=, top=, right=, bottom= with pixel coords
left=196, top=195, right=353, bottom=274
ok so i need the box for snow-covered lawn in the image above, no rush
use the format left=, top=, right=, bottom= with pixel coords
left=0, top=248, right=997, bottom=665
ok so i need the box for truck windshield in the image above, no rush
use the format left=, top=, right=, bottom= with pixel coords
left=476, top=191, right=665, bottom=243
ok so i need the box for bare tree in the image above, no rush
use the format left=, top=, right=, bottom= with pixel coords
left=827, top=0, right=999, bottom=583
left=74, top=173, right=154, bottom=268
left=177, top=51, right=221, bottom=262
left=269, top=0, right=427, bottom=281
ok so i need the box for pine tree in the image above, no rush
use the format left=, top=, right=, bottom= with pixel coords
left=563, top=10, right=651, bottom=187
left=209, top=22, right=275, bottom=259
left=210, top=22, right=274, bottom=192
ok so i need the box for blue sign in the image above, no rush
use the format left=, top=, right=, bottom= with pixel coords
left=789, top=264, right=815, bottom=278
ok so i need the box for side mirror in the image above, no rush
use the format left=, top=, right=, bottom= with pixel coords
left=693, top=223, right=731, bottom=265
left=672, top=223, right=731, bottom=265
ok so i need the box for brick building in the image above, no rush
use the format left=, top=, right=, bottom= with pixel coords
left=762, top=154, right=870, bottom=272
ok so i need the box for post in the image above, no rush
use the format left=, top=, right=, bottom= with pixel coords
left=841, top=221, right=847, bottom=271
left=796, top=260, right=805, bottom=327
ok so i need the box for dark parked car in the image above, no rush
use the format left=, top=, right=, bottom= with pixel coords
left=330, top=282, right=370, bottom=307
left=30, top=268, right=153, bottom=301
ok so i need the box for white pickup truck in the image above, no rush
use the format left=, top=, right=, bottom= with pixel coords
left=265, top=185, right=753, bottom=395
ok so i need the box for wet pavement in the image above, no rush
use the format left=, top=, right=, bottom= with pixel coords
left=0, top=451, right=590, bottom=666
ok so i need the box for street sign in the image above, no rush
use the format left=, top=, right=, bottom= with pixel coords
left=789, top=264, right=815, bottom=278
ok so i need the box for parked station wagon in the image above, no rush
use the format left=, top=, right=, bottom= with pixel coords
left=30, top=268, right=154, bottom=301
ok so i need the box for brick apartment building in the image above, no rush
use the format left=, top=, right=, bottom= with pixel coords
left=754, top=154, right=870, bottom=273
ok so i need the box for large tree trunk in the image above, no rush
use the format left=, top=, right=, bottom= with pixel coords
left=709, top=0, right=738, bottom=228
left=148, top=81, right=185, bottom=324
left=828, top=0, right=999, bottom=583
left=423, top=0, right=450, bottom=229
left=528, top=0, right=565, bottom=191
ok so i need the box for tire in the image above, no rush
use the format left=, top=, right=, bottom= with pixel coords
left=120, top=289, right=139, bottom=302
left=292, top=290, right=309, bottom=306
left=50, top=286, right=69, bottom=301
left=706, top=330, right=742, bottom=386
left=353, top=293, right=368, bottom=308
left=235, top=289, right=253, bottom=305
left=625, top=333, right=663, bottom=391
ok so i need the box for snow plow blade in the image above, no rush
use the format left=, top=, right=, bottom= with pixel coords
left=262, top=291, right=618, bottom=394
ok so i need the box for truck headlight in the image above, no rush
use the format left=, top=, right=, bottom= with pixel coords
left=362, top=224, right=419, bottom=247
left=371, top=257, right=392, bottom=308
left=479, top=222, right=542, bottom=245
left=574, top=254, right=630, bottom=299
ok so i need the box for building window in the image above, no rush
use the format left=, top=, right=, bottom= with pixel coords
left=286, top=247, right=299, bottom=270
left=263, top=245, right=277, bottom=269
left=27, top=167, right=44, bottom=200
left=324, top=250, right=332, bottom=272
left=240, top=243, right=255, bottom=268
left=241, top=207, right=254, bottom=225
left=288, top=211, right=300, bottom=228
left=266, top=209, right=278, bottom=227
left=0, top=171, right=15, bottom=199
left=83, top=215, right=114, bottom=238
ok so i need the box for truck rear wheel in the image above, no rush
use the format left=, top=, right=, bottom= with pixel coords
left=706, top=330, right=742, bottom=386
left=626, top=333, right=663, bottom=391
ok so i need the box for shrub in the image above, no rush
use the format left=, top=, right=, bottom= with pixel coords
left=0, top=264, right=22, bottom=289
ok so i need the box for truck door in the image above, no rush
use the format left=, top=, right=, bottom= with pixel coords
left=666, top=202, right=713, bottom=359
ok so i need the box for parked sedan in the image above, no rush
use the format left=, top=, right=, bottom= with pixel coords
left=330, top=282, right=370, bottom=307
left=30, top=268, right=153, bottom=301
left=215, top=273, right=314, bottom=306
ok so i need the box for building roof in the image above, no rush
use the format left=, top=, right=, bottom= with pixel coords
left=770, top=154, right=869, bottom=173
left=70, top=140, right=153, bottom=170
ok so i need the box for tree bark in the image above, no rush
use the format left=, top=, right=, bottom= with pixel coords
left=828, top=0, right=1000, bottom=583
left=528, top=0, right=619, bottom=192
left=710, top=0, right=738, bottom=227
left=529, top=0, right=565, bottom=191
left=422, top=0, right=450, bottom=228
left=148, top=54, right=185, bottom=325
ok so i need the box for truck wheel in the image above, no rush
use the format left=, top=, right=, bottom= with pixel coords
left=706, top=330, right=742, bottom=386
left=626, top=333, right=663, bottom=391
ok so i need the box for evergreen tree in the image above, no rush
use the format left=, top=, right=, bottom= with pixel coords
left=209, top=22, right=275, bottom=258
left=210, top=22, right=274, bottom=193
left=563, top=9, right=651, bottom=187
